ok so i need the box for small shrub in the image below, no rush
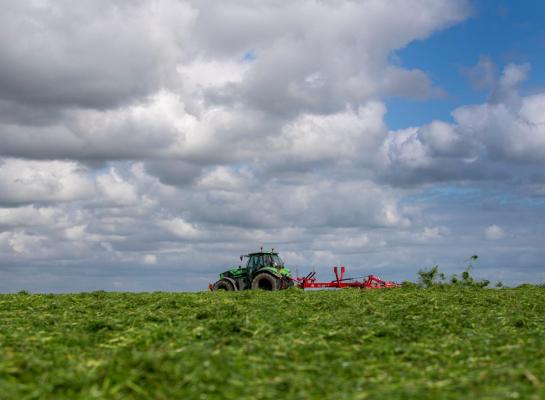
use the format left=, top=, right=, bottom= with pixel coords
left=417, top=265, right=441, bottom=288
left=417, top=255, right=489, bottom=288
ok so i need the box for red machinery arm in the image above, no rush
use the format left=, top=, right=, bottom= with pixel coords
left=295, top=266, right=400, bottom=289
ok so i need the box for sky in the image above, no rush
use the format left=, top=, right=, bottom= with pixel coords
left=1, top=0, right=545, bottom=292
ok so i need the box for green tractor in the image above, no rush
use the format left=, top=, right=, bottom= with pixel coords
left=211, top=249, right=294, bottom=291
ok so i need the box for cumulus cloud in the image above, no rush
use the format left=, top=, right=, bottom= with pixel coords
left=0, top=0, right=470, bottom=164
left=197, top=0, right=467, bottom=114
left=383, top=63, right=545, bottom=185
left=159, top=218, right=202, bottom=240
left=267, top=102, right=387, bottom=171
left=0, top=0, right=194, bottom=110
left=0, top=158, right=94, bottom=206
left=96, top=168, right=140, bottom=206
left=454, top=92, right=545, bottom=164
left=2, top=1, right=545, bottom=292
left=0, top=206, right=60, bottom=227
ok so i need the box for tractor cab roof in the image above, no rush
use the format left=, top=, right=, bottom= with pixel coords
left=242, top=248, right=279, bottom=258
left=245, top=251, right=278, bottom=257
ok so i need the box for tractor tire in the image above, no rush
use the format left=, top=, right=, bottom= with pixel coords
left=212, top=279, right=235, bottom=291
left=251, top=273, right=280, bottom=291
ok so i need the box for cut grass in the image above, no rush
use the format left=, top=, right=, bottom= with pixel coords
left=1, top=287, right=545, bottom=399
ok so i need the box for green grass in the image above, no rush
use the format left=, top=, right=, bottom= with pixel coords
left=1, top=287, right=545, bottom=399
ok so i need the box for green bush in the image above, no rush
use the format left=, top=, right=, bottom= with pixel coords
left=417, top=255, right=490, bottom=289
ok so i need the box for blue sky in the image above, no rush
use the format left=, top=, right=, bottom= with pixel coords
left=386, top=0, right=545, bottom=129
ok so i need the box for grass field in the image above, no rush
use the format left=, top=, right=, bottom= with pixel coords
left=1, top=287, right=545, bottom=399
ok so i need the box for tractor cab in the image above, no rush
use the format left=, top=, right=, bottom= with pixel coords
left=211, top=249, right=293, bottom=291
left=243, top=251, right=285, bottom=271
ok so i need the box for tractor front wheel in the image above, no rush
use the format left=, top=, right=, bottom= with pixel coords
left=251, top=273, right=280, bottom=291
left=212, top=279, right=235, bottom=291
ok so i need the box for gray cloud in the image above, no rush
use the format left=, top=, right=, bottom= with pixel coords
left=0, top=0, right=469, bottom=163
left=463, top=55, right=498, bottom=91
left=0, top=0, right=193, bottom=110
left=198, top=0, right=467, bottom=116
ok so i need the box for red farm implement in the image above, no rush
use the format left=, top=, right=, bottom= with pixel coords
left=295, top=266, right=401, bottom=289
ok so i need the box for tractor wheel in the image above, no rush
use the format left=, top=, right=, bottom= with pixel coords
left=212, top=279, right=235, bottom=291
left=251, top=273, right=280, bottom=291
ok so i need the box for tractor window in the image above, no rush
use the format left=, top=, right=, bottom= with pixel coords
left=247, top=255, right=264, bottom=268
left=263, top=255, right=273, bottom=266
left=272, top=255, right=284, bottom=267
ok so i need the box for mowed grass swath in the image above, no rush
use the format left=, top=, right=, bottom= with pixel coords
left=1, top=287, right=545, bottom=399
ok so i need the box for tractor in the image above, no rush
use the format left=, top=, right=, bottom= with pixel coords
left=210, top=249, right=293, bottom=291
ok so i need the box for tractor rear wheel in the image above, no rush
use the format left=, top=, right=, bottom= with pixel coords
left=212, top=279, right=235, bottom=291
left=251, top=273, right=280, bottom=291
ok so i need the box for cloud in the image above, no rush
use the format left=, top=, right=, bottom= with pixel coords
left=143, top=254, right=157, bottom=265
left=159, top=218, right=202, bottom=240
left=463, top=56, right=498, bottom=90
left=0, top=0, right=470, bottom=164
left=3, top=1, right=545, bottom=291
left=0, top=0, right=195, bottom=110
left=0, top=158, right=94, bottom=206
left=264, top=102, right=387, bottom=173
left=198, top=0, right=468, bottom=115
left=96, top=168, right=140, bottom=206
left=0, top=206, right=60, bottom=228
left=485, top=225, right=505, bottom=240
left=453, top=94, right=545, bottom=164
left=383, top=63, right=545, bottom=185
left=0, top=231, right=47, bottom=255
left=0, top=91, right=190, bottom=161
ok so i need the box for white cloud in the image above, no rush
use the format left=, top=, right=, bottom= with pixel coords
left=385, top=127, right=433, bottom=169
left=3, top=231, right=45, bottom=254
left=418, top=226, right=450, bottom=242
left=96, top=168, right=139, bottom=206
left=0, top=206, right=60, bottom=227
left=64, top=225, right=87, bottom=241
left=270, top=102, right=387, bottom=170
left=452, top=93, right=545, bottom=164
left=0, top=158, right=94, bottom=205
left=159, top=218, right=202, bottom=240
left=3, top=1, right=545, bottom=291
left=0, top=0, right=470, bottom=163
left=195, top=0, right=469, bottom=115
left=485, top=225, right=505, bottom=240
left=498, top=63, right=530, bottom=90
left=197, top=167, right=250, bottom=190
left=383, top=63, right=545, bottom=185
left=143, top=254, right=157, bottom=265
